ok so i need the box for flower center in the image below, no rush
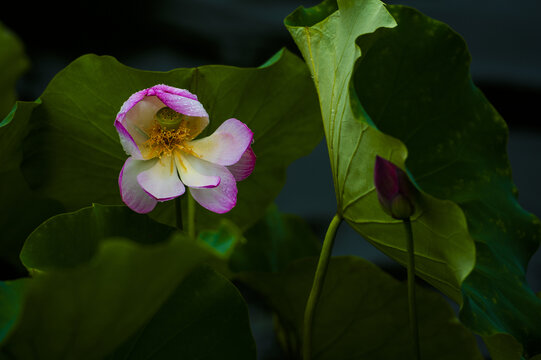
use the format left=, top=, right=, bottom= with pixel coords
left=156, top=106, right=184, bottom=130
left=143, top=107, right=191, bottom=159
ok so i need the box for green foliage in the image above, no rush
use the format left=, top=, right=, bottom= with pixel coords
left=285, top=0, right=474, bottom=304
left=0, top=205, right=255, bottom=359
left=230, top=204, right=321, bottom=273
left=0, top=22, right=28, bottom=119
left=240, top=256, right=483, bottom=360
left=286, top=0, right=541, bottom=357
left=483, top=334, right=524, bottom=360
left=107, top=266, right=256, bottom=360
left=7, top=50, right=322, bottom=233
left=0, top=169, right=62, bottom=278
left=20, top=204, right=176, bottom=270
left=196, top=204, right=321, bottom=279
left=0, top=29, right=61, bottom=279
left=0, top=282, right=24, bottom=342
left=198, top=219, right=244, bottom=259
left=355, top=5, right=541, bottom=357
left=1, top=1, right=539, bottom=358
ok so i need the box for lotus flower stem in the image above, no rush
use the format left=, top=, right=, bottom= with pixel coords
left=188, top=192, right=196, bottom=239
left=175, top=197, right=182, bottom=231
left=303, top=213, right=342, bottom=360
left=404, top=218, right=421, bottom=360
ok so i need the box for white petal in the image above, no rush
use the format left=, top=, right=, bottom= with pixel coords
left=175, top=152, right=220, bottom=188
left=188, top=118, right=253, bottom=166
left=119, top=157, right=158, bottom=213
left=137, top=155, right=185, bottom=201
left=124, top=96, right=165, bottom=144
left=115, top=121, right=144, bottom=160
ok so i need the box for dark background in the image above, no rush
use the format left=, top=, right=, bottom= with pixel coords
left=3, top=0, right=541, bottom=358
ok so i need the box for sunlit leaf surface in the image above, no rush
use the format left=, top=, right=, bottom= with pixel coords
left=285, top=0, right=475, bottom=303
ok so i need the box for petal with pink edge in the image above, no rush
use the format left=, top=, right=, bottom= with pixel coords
left=137, top=155, right=185, bottom=201
left=116, top=88, right=147, bottom=123
left=155, top=90, right=209, bottom=139
left=155, top=90, right=208, bottom=118
left=175, top=152, right=220, bottom=189
left=115, top=94, right=165, bottom=159
left=148, top=84, right=198, bottom=101
left=123, top=96, right=164, bottom=143
left=119, top=157, right=158, bottom=213
left=227, top=146, right=256, bottom=181
left=189, top=118, right=253, bottom=166
left=189, top=163, right=238, bottom=214
left=115, top=121, right=144, bottom=160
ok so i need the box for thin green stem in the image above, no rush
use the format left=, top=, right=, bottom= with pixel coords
left=187, top=191, right=196, bottom=239
left=303, top=213, right=342, bottom=360
left=404, top=218, right=421, bottom=360
left=175, top=197, right=182, bottom=231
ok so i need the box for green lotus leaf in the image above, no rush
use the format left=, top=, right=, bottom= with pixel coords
left=8, top=49, right=321, bottom=232
left=0, top=22, right=28, bottom=119
left=286, top=0, right=474, bottom=304
left=353, top=5, right=541, bottom=357
left=20, top=204, right=177, bottom=270
left=0, top=237, right=205, bottom=358
left=0, top=281, right=24, bottom=343
left=0, top=28, right=61, bottom=279
left=107, top=266, right=256, bottom=360
left=0, top=205, right=255, bottom=359
left=240, top=256, right=483, bottom=359
left=230, top=204, right=321, bottom=273
left=483, top=333, right=523, bottom=360
left=286, top=0, right=541, bottom=356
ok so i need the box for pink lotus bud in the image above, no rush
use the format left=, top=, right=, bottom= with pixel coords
left=374, top=156, right=416, bottom=220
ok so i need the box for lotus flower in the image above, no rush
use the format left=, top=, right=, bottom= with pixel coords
left=374, top=156, right=416, bottom=220
left=115, top=84, right=255, bottom=214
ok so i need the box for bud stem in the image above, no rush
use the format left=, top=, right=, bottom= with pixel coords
left=303, top=213, right=342, bottom=360
left=404, top=218, right=421, bottom=360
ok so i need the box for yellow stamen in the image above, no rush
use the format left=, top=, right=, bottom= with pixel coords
left=174, top=150, right=187, bottom=172
left=143, top=120, right=192, bottom=159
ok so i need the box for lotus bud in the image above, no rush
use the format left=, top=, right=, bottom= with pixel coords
left=374, top=155, right=416, bottom=220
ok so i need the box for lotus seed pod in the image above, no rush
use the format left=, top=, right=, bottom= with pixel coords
left=156, top=106, right=184, bottom=130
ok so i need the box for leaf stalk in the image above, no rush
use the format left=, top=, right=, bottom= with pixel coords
left=303, top=213, right=342, bottom=360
